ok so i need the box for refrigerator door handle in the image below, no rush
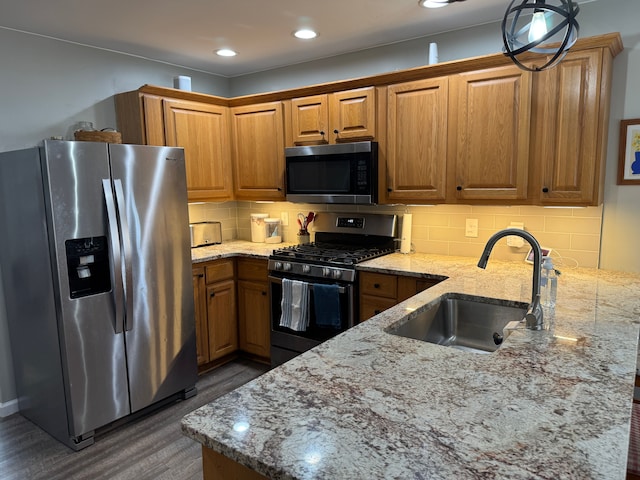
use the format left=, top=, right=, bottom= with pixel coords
left=113, top=179, right=134, bottom=332
left=102, top=179, right=125, bottom=334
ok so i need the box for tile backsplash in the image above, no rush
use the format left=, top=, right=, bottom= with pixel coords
left=189, top=202, right=603, bottom=269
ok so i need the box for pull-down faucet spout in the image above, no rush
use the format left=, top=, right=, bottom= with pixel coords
left=477, top=229, right=544, bottom=330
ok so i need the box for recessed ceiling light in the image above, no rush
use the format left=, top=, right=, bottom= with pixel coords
left=419, top=0, right=460, bottom=8
left=216, top=49, right=237, bottom=57
left=294, top=29, right=318, bottom=40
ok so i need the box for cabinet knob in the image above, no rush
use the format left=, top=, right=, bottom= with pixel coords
left=374, top=283, right=380, bottom=288
left=333, top=129, right=339, bottom=134
left=456, top=185, right=462, bottom=191
left=209, top=292, right=216, bottom=298
left=320, top=130, right=325, bottom=136
left=374, top=309, right=381, bottom=315
left=542, top=187, right=549, bottom=193
left=387, top=188, right=392, bottom=193
left=277, top=187, right=282, bottom=191
left=262, top=291, right=267, bottom=296
left=198, top=273, right=204, bottom=278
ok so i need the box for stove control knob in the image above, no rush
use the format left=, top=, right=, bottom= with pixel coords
left=283, top=263, right=292, bottom=272
left=332, top=270, right=342, bottom=280
left=274, top=262, right=283, bottom=271
left=322, top=267, right=331, bottom=277
left=302, top=264, right=311, bottom=274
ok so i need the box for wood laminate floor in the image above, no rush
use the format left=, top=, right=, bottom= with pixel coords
left=0, top=359, right=269, bottom=480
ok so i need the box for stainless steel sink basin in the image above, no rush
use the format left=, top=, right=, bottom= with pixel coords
left=386, top=293, right=528, bottom=353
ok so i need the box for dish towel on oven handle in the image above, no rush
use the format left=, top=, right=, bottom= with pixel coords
left=279, top=278, right=310, bottom=332
left=313, top=283, right=342, bottom=329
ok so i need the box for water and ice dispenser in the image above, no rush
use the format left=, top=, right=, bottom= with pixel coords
left=65, top=237, right=111, bottom=298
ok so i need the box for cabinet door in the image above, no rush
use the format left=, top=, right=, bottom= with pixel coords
left=329, top=87, right=376, bottom=142
left=533, top=49, right=605, bottom=205
left=452, top=65, right=532, bottom=201
left=237, top=280, right=270, bottom=358
left=206, top=279, right=238, bottom=360
left=385, top=78, right=448, bottom=202
left=164, top=99, right=233, bottom=202
left=192, top=266, right=209, bottom=366
left=290, top=94, right=329, bottom=145
left=231, top=102, right=285, bottom=200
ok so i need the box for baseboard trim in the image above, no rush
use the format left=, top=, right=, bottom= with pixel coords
left=0, top=398, right=19, bottom=418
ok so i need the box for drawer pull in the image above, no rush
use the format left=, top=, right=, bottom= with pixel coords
left=374, top=283, right=380, bottom=288
left=374, top=309, right=381, bottom=314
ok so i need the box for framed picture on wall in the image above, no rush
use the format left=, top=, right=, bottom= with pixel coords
left=618, top=118, right=640, bottom=185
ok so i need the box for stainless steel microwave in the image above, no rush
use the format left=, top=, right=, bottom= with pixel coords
left=285, top=141, right=378, bottom=204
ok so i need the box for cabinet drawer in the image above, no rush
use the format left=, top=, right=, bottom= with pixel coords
left=360, top=295, right=397, bottom=322
left=360, top=272, right=397, bottom=298
left=205, top=259, right=235, bottom=284
left=237, top=258, right=268, bottom=282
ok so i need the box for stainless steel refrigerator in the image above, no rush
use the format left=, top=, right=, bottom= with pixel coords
left=0, top=140, right=197, bottom=450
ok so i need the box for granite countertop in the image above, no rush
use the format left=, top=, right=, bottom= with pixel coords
left=183, top=246, right=640, bottom=479
left=191, top=239, right=288, bottom=263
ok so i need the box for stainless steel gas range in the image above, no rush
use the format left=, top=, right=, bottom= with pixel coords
left=268, top=212, right=397, bottom=366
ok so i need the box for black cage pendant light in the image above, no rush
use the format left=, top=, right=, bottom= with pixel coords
left=502, top=0, right=580, bottom=72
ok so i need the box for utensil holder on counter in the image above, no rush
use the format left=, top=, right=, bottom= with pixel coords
left=297, top=233, right=310, bottom=244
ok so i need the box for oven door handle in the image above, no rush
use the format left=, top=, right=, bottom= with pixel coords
left=268, top=275, right=347, bottom=294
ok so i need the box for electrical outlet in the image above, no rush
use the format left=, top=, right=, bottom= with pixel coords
left=280, top=211, right=289, bottom=226
left=465, top=218, right=478, bottom=238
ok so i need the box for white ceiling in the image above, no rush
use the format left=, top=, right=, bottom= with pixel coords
left=1, top=0, right=515, bottom=77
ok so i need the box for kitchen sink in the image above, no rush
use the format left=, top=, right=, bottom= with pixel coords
left=386, top=293, right=528, bottom=353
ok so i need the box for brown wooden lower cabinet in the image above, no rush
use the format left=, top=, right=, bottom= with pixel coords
left=237, top=258, right=271, bottom=361
left=202, top=446, right=268, bottom=480
left=193, top=257, right=271, bottom=373
left=359, top=271, right=441, bottom=322
left=194, top=259, right=237, bottom=372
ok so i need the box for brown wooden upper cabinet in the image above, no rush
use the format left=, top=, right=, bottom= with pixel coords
left=383, top=77, right=449, bottom=203
left=449, top=65, right=532, bottom=203
left=531, top=48, right=610, bottom=205
left=115, top=88, right=233, bottom=202
left=286, top=87, right=376, bottom=145
left=231, top=102, right=286, bottom=201
left=163, top=99, right=233, bottom=202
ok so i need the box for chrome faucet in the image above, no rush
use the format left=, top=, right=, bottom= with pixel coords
left=477, top=229, right=544, bottom=330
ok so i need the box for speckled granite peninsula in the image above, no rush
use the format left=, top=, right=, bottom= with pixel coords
left=184, top=243, right=640, bottom=479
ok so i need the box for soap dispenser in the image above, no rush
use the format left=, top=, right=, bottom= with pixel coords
left=541, top=256, right=557, bottom=308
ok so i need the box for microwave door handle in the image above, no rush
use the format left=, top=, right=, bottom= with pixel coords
left=102, top=179, right=125, bottom=334
left=113, top=179, right=134, bottom=332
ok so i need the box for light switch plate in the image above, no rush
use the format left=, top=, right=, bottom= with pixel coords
left=280, top=211, right=289, bottom=226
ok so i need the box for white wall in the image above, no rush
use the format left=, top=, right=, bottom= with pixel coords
left=0, top=27, right=231, bottom=152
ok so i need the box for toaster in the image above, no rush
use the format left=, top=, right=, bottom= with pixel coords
left=190, top=222, right=222, bottom=248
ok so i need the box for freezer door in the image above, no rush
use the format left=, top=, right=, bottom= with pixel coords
left=109, top=144, right=197, bottom=413
left=41, top=140, right=130, bottom=438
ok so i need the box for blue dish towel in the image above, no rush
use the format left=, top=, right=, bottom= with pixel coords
left=313, top=283, right=341, bottom=329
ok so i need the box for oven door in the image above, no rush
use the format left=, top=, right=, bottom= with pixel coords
left=269, top=274, right=355, bottom=366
